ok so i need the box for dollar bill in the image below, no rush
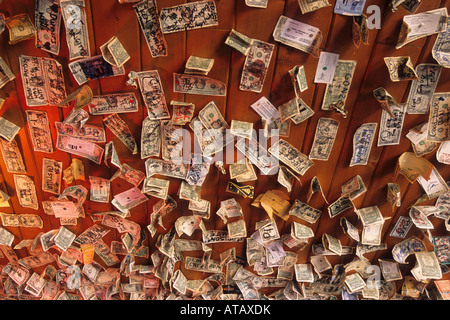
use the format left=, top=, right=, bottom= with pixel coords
left=239, top=39, right=274, bottom=93
left=230, top=120, right=253, bottom=139
left=159, top=0, right=218, bottom=34
left=427, top=93, right=450, bottom=142
left=391, top=0, right=421, bottom=13
left=350, top=122, right=377, bottom=167
left=273, top=15, right=322, bottom=57
left=94, top=240, right=121, bottom=267
left=131, top=70, right=170, bottom=119
left=290, top=97, right=315, bottom=125
left=409, top=206, right=434, bottom=229
left=190, top=117, right=223, bottom=156
left=0, top=57, right=14, bottom=89
left=321, top=60, right=356, bottom=114
left=173, top=73, right=226, bottom=96
left=58, top=84, right=92, bottom=110
left=373, top=87, right=401, bottom=118
left=406, top=64, right=442, bottom=114
left=357, top=206, right=384, bottom=227
left=14, top=174, right=39, bottom=210
left=384, top=56, right=418, bottom=82
left=145, top=158, right=189, bottom=179
left=328, top=195, right=354, bottom=218
left=387, top=182, right=401, bottom=211
left=225, top=29, right=253, bottom=56
left=226, top=181, right=254, bottom=198
left=392, top=236, right=426, bottom=264
left=294, top=264, right=314, bottom=283
left=269, top=139, right=313, bottom=176
left=62, top=108, right=89, bottom=132
left=74, top=224, right=110, bottom=245
left=289, top=200, right=322, bottom=224
left=69, top=55, right=125, bottom=85
left=141, top=117, right=161, bottom=159
left=278, top=98, right=300, bottom=123
left=341, top=175, right=367, bottom=200
left=100, top=36, right=130, bottom=68
left=406, top=122, right=438, bottom=157
left=35, top=0, right=61, bottom=55
left=55, top=122, right=106, bottom=143
left=19, top=55, right=67, bottom=106
left=161, top=120, right=183, bottom=162
left=25, top=110, right=53, bottom=153
left=377, top=103, right=406, bottom=146
left=396, top=8, right=448, bottom=49
left=289, top=65, right=308, bottom=98
left=307, top=176, right=328, bottom=204
left=103, top=113, right=138, bottom=155
left=344, top=272, right=366, bottom=293
left=89, top=92, right=139, bottom=115
left=298, top=0, right=331, bottom=14
left=134, top=0, right=167, bottom=58
left=42, top=158, right=62, bottom=194
left=113, top=187, right=148, bottom=213
left=4, top=13, right=36, bottom=44
left=0, top=189, right=10, bottom=208
left=185, top=56, right=214, bottom=75
left=142, top=177, right=169, bottom=199
left=235, top=138, right=278, bottom=175
left=432, top=19, right=450, bottom=68
left=395, top=152, right=433, bottom=183
left=245, top=0, right=268, bottom=8
left=0, top=139, right=26, bottom=173
left=309, top=118, right=339, bottom=161
left=60, top=0, right=90, bottom=60
left=415, top=251, right=442, bottom=279
left=352, top=14, right=369, bottom=48
left=340, top=217, right=360, bottom=242
left=417, top=167, right=450, bottom=199
left=1, top=213, right=43, bottom=228
left=437, top=141, right=450, bottom=164
left=323, top=233, right=342, bottom=255
left=62, top=158, right=85, bottom=185
left=56, top=134, right=104, bottom=164
left=89, top=176, right=110, bottom=203
left=169, top=101, right=195, bottom=125
left=198, top=101, right=233, bottom=149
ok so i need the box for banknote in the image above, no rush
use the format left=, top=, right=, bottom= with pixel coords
left=409, top=206, right=434, bottom=229
left=340, top=217, right=360, bottom=242
left=395, top=152, right=433, bottom=183
left=357, top=206, right=384, bottom=227
left=185, top=56, right=214, bottom=75
left=230, top=120, right=253, bottom=139
left=289, top=200, right=322, bottom=224
left=321, top=60, right=357, bottom=113
left=328, top=195, right=354, bottom=219
left=169, top=101, right=195, bottom=125
left=3, top=263, right=29, bottom=286
left=263, top=117, right=290, bottom=138
left=55, top=122, right=106, bottom=143
left=161, top=120, right=183, bottom=162
left=198, top=101, right=233, bottom=149
left=103, top=113, right=138, bottom=155
left=377, top=103, right=406, bottom=146
left=239, top=39, right=274, bottom=93
left=145, top=158, right=189, bottom=180
left=225, top=29, right=253, bottom=56
left=141, top=117, right=161, bottom=159
left=406, top=64, right=442, bottom=114
left=235, top=137, right=278, bottom=175
left=391, top=0, right=421, bottom=13
left=185, top=157, right=211, bottom=187
left=142, top=177, right=169, bottom=199
left=341, top=175, right=366, bottom=200
left=277, top=165, right=300, bottom=192
left=278, top=98, right=300, bottom=123
left=56, top=134, right=104, bottom=164
left=173, top=73, right=226, bottom=96
left=352, top=14, right=369, bottom=48
left=0, top=138, right=26, bottom=174
left=309, top=118, right=339, bottom=161
left=62, top=158, right=85, bottom=185
left=25, top=110, right=53, bottom=153
left=392, top=236, right=426, bottom=264
left=19, top=55, right=67, bottom=106
left=4, top=13, right=36, bottom=44
left=387, top=182, right=401, bottom=211
left=415, top=251, right=442, bottom=279
left=54, top=226, right=76, bottom=251
left=159, top=0, right=218, bottom=34
left=334, top=0, right=366, bottom=16
left=60, top=0, right=90, bottom=60
left=350, top=122, right=377, bottom=167
left=432, top=20, right=450, bottom=68
left=406, top=122, right=437, bottom=157
left=384, top=56, right=418, bottom=82
left=417, top=167, right=449, bottom=199
left=273, top=15, right=322, bottom=57
left=100, top=36, right=130, bottom=68
left=132, top=70, right=170, bottom=119
left=290, top=97, right=315, bottom=125
left=113, top=187, right=148, bottom=213
left=134, top=0, right=167, bottom=58
left=245, top=0, right=267, bottom=8
left=269, top=139, right=313, bottom=176
left=294, top=264, right=314, bottom=283
left=289, top=65, right=308, bottom=97
left=102, top=214, right=141, bottom=247
left=14, top=174, right=39, bottom=210
left=0, top=189, right=10, bottom=208
left=35, top=0, right=61, bottom=55
left=69, top=55, right=125, bottom=85
left=307, top=176, right=328, bottom=204
left=427, top=93, right=450, bottom=142
left=89, top=92, right=139, bottom=115
left=437, top=141, right=450, bottom=164
left=298, top=0, right=331, bottom=13
left=226, top=181, right=254, bottom=199
left=62, top=108, right=89, bottom=131
left=323, top=233, right=342, bottom=255
left=0, top=57, right=14, bottom=89
left=74, top=224, right=110, bottom=245
left=0, top=213, right=43, bottom=228
left=89, top=176, right=110, bottom=203
left=227, top=219, right=247, bottom=239
left=190, top=117, right=223, bottom=156
left=373, top=87, right=401, bottom=118
left=58, top=84, right=92, bottom=111
left=345, top=273, right=366, bottom=293
left=42, top=158, right=62, bottom=195
left=396, top=8, right=448, bottom=49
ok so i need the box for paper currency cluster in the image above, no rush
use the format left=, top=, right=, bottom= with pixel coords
left=0, top=0, right=448, bottom=301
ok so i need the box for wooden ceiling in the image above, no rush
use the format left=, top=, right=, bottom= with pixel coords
left=0, top=0, right=449, bottom=300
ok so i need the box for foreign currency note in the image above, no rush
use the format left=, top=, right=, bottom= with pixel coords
left=60, top=0, right=90, bottom=60
left=239, top=39, right=274, bottom=93
left=309, top=118, right=339, bottom=161
left=159, top=1, right=218, bottom=34
left=134, top=0, right=167, bottom=58
left=406, top=63, right=442, bottom=114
